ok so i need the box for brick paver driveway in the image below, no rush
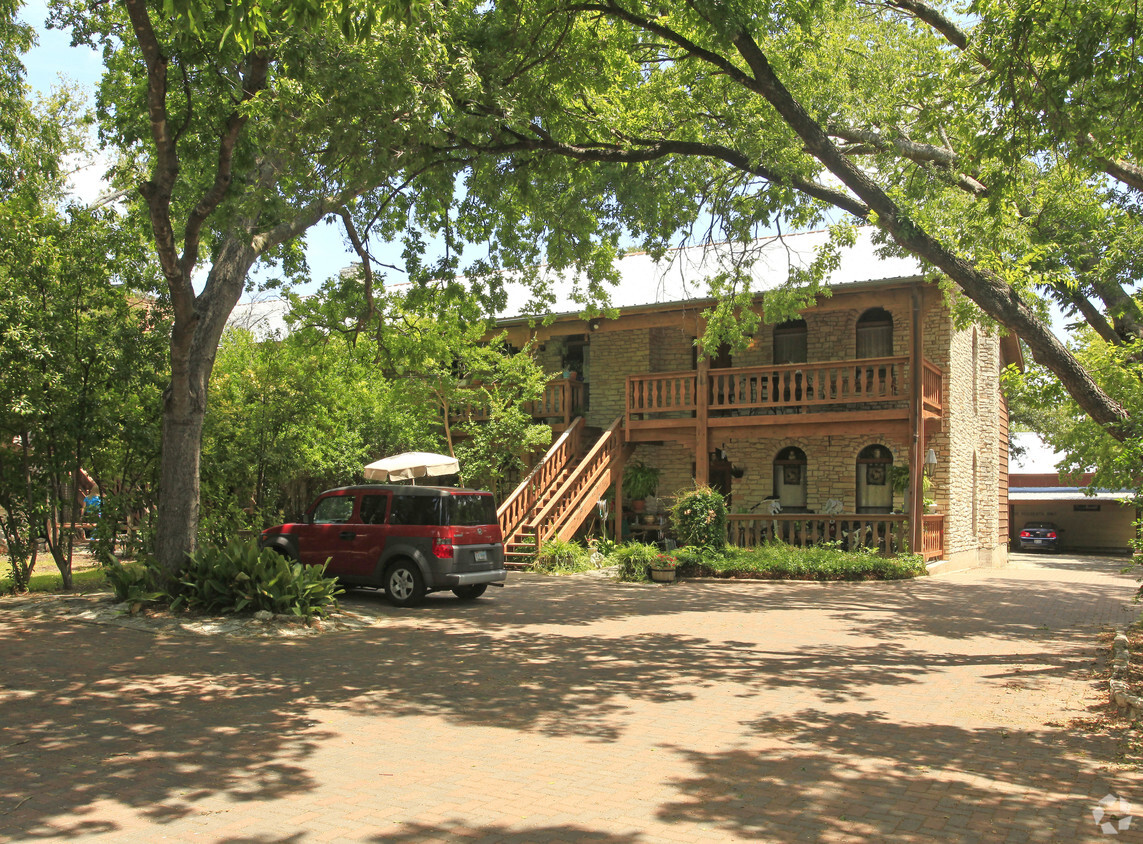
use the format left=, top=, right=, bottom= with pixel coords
left=1, top=553, right=1140, bottom=843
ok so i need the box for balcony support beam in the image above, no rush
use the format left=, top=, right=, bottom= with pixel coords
left=695, top=353, right=710, bottom=486
left=910, top=287, right=926, bottom=555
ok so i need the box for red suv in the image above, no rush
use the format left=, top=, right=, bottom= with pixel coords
left=260, top=485, right=506, bottom=606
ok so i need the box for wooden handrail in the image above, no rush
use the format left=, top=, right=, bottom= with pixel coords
left=497, top=416, right=583, bottom=540
left=531, top=416, right=624, bottom=544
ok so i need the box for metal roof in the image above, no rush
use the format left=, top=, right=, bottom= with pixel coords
left=229, top=228, right=925, bottom=334
left=1008, top=488, right=1133, bottom=502
left=497, top=228, right=924, bottom=320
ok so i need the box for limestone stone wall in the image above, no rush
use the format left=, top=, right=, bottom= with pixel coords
left=627, top=434, right=910, bottom=513
left=924, top=311, right=1007, bottom=568
left=585, top=328, right=651, bottom=428
left=648, top=327, right=693, bottom=372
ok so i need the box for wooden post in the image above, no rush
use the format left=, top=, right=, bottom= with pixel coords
left=613, top=440, right=627, bottom=544
left=695, top=353, right=710, bottom=486
left=910, top=287, right=925, bottom=555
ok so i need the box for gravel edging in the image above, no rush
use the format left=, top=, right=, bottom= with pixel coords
left=1110, top=628, right=1143, bottom=718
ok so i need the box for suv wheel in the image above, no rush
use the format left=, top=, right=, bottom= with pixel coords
left=452, top=584, right=487, bottom=600
left=385, top=560, right=426, bottom=607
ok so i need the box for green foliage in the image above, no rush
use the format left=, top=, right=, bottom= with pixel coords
left=0, top=84, right=166, bottom=588
left=451, top=335, right=553, bottom=497
left=172, top=539, right=342, bottom=619
left=674, top=544, right=927, bottom=581
left=669, top=486, right=728, bottom=551
left=202, top=325, right=439, bottom=528
left=611, top=541, right=665, bottom=582
left=622, top=460, right=661, bottom=502
left=531, top=538, right=592, bottom=574
left=102, top=557, right=165, bottom=605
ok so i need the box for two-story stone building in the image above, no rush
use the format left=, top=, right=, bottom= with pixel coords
left=492, top=229, right=1020, bottom=572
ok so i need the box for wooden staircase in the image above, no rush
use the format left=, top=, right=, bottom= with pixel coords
left=497, top=416, right=628, bottom=569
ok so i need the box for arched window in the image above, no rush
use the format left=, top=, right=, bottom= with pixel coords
left=856, top=444, right=893, bottom=514
left=773, top=319, right=807, bottom=364
left=773, top=446, right=808, bottom=512
left=857, top=308, right=893, bottom=358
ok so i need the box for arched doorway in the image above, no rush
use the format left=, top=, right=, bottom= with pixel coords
left=774, top=446, right=808, bottom=512
left=856, top=444, right=893, bottom=514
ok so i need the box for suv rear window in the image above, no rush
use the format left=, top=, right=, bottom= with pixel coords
left=389, top=494, right=443, bottom=526
left=447, top=494, right=497, bottom=526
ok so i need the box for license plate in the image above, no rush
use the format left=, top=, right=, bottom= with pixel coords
left=474, top=550, right=488, bottom=562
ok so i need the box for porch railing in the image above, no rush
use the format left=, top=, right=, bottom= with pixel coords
left=725, top=513, right=910, bottom=554
left=628, top=356, right=937, bottom=422
left=922, top=360, right=943, bottom=416
left=921, top=514, right=944, bottom=562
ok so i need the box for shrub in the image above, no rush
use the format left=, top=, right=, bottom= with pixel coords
left=674, top=542, right=926, bottom=580
left=612, top=541, right=664, bottom=581
left=669, top=486, right=728, bottom=550
left=532, top=538, right=593, bottom=574
left=172, top=538, right=342, bottom=619
left=103, top=557, right=165, bottom=606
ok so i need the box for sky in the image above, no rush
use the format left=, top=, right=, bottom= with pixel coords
left=17, top=0, right=356, bottom=296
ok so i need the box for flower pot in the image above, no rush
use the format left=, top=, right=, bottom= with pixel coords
left=632, top=499, right=646, bottom=513
left=649, top=566, right=676, bottom=583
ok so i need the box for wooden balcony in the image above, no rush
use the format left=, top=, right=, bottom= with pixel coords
left=451, top=378, right=585, bottom=432
left=626, top=356, right=942, bottom=441
left=531, top=379, right=585, bottom=432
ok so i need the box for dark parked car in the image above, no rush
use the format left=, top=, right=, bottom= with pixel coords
left=1018, top=521, right=1060, bottom=552
left=260, top=485, right=506, bottom=606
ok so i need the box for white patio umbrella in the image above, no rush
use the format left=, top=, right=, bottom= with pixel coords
left=363, top=451, right=459, bottom=483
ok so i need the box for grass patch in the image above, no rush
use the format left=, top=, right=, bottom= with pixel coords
left=0, top=564, right=114, bottom=595
left=675, top=543, right=927, bottom=581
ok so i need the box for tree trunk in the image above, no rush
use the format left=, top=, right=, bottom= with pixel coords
left=153, top=240, right=255, bottom=581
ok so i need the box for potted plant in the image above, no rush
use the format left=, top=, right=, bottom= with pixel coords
left=623, top=460, right=661, bottom=513
left=648, top=551, right=679, bottom=583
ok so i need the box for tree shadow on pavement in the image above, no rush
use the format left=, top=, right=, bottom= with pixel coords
left=656, top=709, right=1137, bottom=842
left=0, top=557, right=1135, bottom=840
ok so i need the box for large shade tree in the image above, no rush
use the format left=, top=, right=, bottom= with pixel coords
left=51, top=0, right=503, bottom=579
left=431, top=0, right=1142, bottom=456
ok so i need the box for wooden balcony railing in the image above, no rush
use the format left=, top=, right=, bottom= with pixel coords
left=725, top=513, right=910, bottom=555
left=531, top=379, right=585, bottom=428
left=451, top=378, right=585, bottom=428
left=628, top=356, right=942, bottom=424
left=922, top=360, right=943, bottom=417
left=921, top=514, right=944, bottom=562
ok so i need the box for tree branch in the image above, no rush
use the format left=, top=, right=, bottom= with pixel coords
left=122, top=0, right=188, bottom=322
left=180, top=53, right=270, bottom=281
left=720, top=26, right=1129, bottom=433
left=827, top=124, right=988, bottom=195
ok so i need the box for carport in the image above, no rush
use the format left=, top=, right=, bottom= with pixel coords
left=1009, top=487, right=1136, bottom=554
left=1009, top=431, right=1137, bottom=554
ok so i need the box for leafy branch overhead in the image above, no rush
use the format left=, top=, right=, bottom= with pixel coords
left=430, top=0, right=1142, bottom=441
